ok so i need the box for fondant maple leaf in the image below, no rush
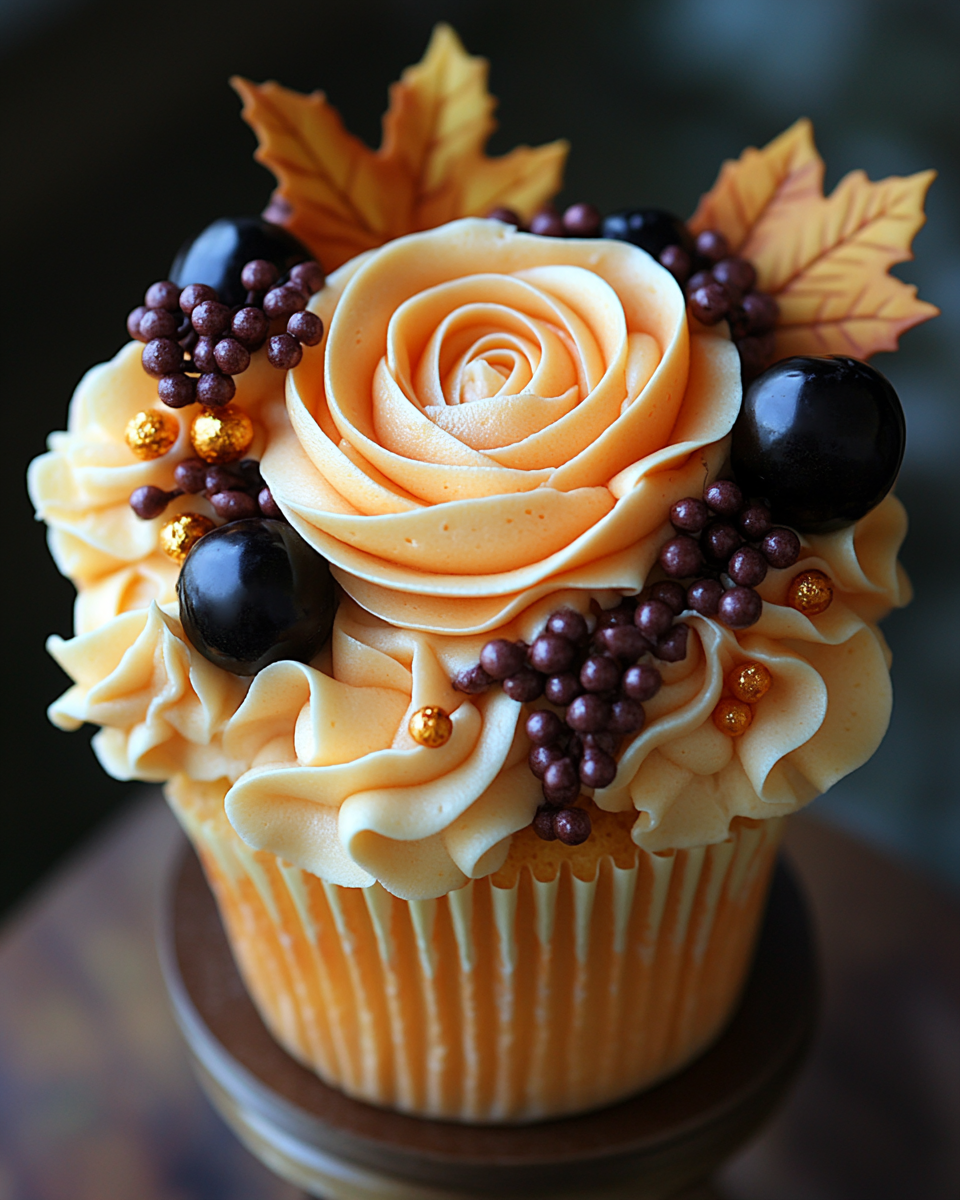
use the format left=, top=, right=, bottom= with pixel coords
left=690, top=119, right=938, bottom=359
left=232, top=25, right=568, bottom=272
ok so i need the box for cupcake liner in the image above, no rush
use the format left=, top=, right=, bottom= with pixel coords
left=167, top=778, right=783, bottom=1123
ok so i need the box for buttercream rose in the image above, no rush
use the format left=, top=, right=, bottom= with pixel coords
left=264, top=218, right=742, bottom=634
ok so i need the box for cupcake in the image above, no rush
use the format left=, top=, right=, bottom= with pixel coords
left=29, top=26, right=934, bottom=1123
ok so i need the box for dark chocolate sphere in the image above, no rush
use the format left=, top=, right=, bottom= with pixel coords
left=171, top=217, right=311, bottom=307
left=178, top=519, right=336, bottom=676
left=601, top=209, right=694, bottom=260
left=731, top=356, right=905, bottom=533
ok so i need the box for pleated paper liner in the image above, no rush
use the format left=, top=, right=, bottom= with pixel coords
left=166, top=777, right=783, bottom=1123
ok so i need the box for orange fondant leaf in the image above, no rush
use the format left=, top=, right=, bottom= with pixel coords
left=690, top=119, right=938, bottom=359
left=233, top=25, right=568, bottom=272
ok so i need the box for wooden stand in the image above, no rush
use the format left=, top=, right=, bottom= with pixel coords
left=158, top=843, right=817, bottom=1200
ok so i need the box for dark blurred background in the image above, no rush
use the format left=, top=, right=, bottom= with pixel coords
left=4, top=0, right=958, bottom=918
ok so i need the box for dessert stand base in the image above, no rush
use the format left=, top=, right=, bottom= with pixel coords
left=158, top=841, right=817, bottom=1200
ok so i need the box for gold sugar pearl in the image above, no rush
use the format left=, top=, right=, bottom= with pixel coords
left=713, top=697, right=754, bottom=738
left=190, top=403, right=254, bottom=464
left=125, top=408, right=179, bottom=460
left=409, top=706, right=453, bottom=748
left=159, top=513, right=215, bottom=563
left=728, top=661, right=773, bottom=704
left=787, top=569, right=834, bottom=617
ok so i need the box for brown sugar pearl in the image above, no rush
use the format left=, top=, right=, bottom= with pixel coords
left=580, top=748, right=617, bottom=789
left=258, top=487, right=284, bottom=519
left=658, top=244, right=691, bottom=284
left=609, top=697, right=645, bottom=735
left=712, top=257, right=756, bottom=302
left=543, top=758, right=580, bottom=806
left=566, top=694, right=611, bottom=732
left=290, top=261, right=326, bottom=296
left=454, top=663, right=494, bottom=694
left=232, top=307, right=269, bottom=348
left=130, top=485, right=176, bottom=519
left=529, top=208, right=565, bottom=237
left=656, top=623, right=689, bottom=662
left=597, top=601, right=636, bottom=629
left=554, top=808, right=591, bottom=846
left=179, top=283, right=218, bottom=315
left=599, top=624, right=650, bottom=663
left=145, top=280, right=181, bottom=311
left=718, top=586, right=762, bottom=629
left=635, top=599, right=674, bottom=639
left=547, top=608, right=588, bottom=643
left=740, top=291, right=778, bottom=334
left=533, top=807, right=558, bottom=841
left=729, top=661, right=773, bottom=703
left=694, top=229, right=730, bottom=263
left=702, top=521, right=742, bottom=564
left=267, top=334, right=303, bottom=370
left=529, top=633, right=576, bottom=674
left=157, top=372, right=197, bottom=409
left=738, top=501, right=772, bottom=541
left=529, top=743, right=566, bottom=779
left=196, top=373, right=236, bottom=407
left=660, top=534, right=702, bottom=578
left=727, top=545, right=768, bottom=587
left=214, top=338, right=251, bottom=376
left=650, top=581, right=687, bottom=615
left=562, top=202, right=602, bottom=236
left=526, top=710, right=565, bottom=746
left=704, top=479, right=743, bottom=516
left=503, top=669, right=544, bottom=702
left=580, top=655, right=621, bottom=693
left=761, top=527, right=801, bottom=569
left=264, top=285, right=307, bottom=319
left=687, top=577, right=724, bottom=616
left=787, top=570, right=833, bottom=616
left=670, top=496, right=709, bottom=533
left=142, top=338, right=183, bottom=378
left=287, top=311, right=324, bottom=346
left=191, top=301, right=231, bottom=339
left=622, top=663, right=661, bottom=701
left=480, top=639, right=526, bottom=680
left=688, top=281, right=730, bottom=325
left=209, top=490, right=258, bottom=521
left=713, top=697, right=753, bottom=737
left=127, top=305, right=148, bottom=341
left=174, top=458, right=207, bottom=493
left=545, top=672, right=581, bottom=706
left=191, top=336, right=218, bottom=374
left=736, top=332, right=776, bottom=380
left=486, top=206, right=520, bottom=226
left=241, top=259, right=280, bottom=292
left=139, top=307, right=180, bottom=340
left=685, top=270, right=713, bottom=296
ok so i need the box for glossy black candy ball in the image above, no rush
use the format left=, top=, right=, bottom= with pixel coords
left=601, top=209, right=694, bottom=261
left=171, top=217, right=312, bottom=308
left=178, top=519, right=336, bottom=676
left=731, top=356, right=905, bottom=533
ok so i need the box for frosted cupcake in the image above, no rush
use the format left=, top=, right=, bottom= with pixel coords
left=30, top=26, right=934, bottom=1122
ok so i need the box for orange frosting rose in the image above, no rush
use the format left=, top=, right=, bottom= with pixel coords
left=263, top=218, right=742, bottom=634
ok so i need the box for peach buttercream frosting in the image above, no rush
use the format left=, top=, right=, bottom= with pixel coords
left=30, top=216, right=910, bottom=901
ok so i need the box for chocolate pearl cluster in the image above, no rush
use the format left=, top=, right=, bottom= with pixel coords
left=660, top=480, right=801, bottom=629
left=661, top=229, right=779, bottom=381
left=127, top=259, right=325, bottom=411
left=129, top=456, right=283, bottom=525
left=487, top=202, right=603, bottom=239
left=455, top=597, right=691, bottom=844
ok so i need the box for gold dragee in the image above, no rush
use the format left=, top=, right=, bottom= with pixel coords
left=787, top=569, right=834, bottom=617
left=712, top=697, right=753, bottom=737
left=125, top=409, right=179, bottom=460
left=728, top=661, right=773, bottom=704
left=409, top=706, right=454, bottom=748
left=159, top=513, right=216, bottom=563
left=190, top=404, right=254, bottom=463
